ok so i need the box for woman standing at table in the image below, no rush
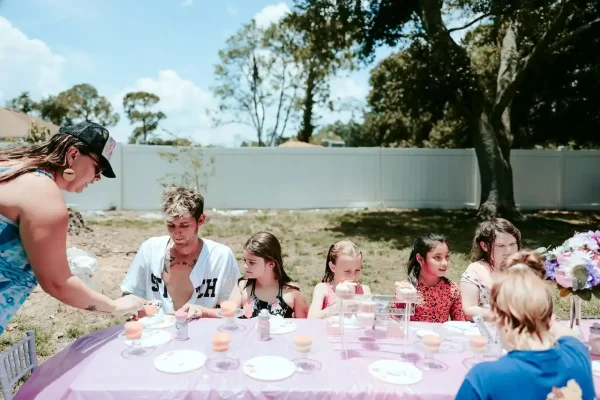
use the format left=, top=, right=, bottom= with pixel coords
left=460, top=218, right=521, bottom=321
left=455, top=262, right=594, bottom=399
left=0, top=122, right=146, bottom=335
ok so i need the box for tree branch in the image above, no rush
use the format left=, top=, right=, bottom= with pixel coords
left=448, top=13, right=492, bottom=33
left=279, top=85, right=298, bottom=142
left=213, top=118, right=255, bottom=128
left=546, top=16, right=600, bottom=54
left=270, top=63, right=287, bottom=144
left=492, top=0, right=575, bottom=121
left=417, top=0, right=484, bottom=117
left=239, top=97, right=259, bottom=129
left=250, top=51, right=264, bottom=145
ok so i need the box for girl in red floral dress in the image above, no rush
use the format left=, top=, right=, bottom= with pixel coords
left=227, top=231, right=308, bottom=318
left=397, top=233, right=465, bottom=323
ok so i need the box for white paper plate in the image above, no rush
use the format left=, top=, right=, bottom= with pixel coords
left=124, top=330, right=172, bottom=348
left=369, top=360, right=423, bottom=385
left=416, top=329, right=439, bottom=338
left=326, top=315, right=361, bottom=330
left=139, top=315, right=176, bottom=329
left=154, top=350, right=207, bottom=374
left=443, top=321, right=480, bottom=336
left=243, top=356, right=296, bottom=381
left=270, top=320, right=297, bottom=334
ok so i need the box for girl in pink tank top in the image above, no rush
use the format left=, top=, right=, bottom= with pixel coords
left=307, top=240, right=371, bottom=318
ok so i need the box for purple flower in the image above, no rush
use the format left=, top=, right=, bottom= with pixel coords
left=584, top=262, right=600, bottom=289
left=540, top=231, right=600, bottom=291
left=545, top=259, right=558, bottom=280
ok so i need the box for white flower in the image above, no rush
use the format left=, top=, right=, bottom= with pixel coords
left=549, top=246, right=566, bottom=258
left=568, top=233, right=599, bottom=251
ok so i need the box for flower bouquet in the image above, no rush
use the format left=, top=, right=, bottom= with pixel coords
left=538, top=230, right=600, bottom=336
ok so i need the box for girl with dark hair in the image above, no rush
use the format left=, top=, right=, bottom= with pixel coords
left=228, top=232, right=308, bottom=318
left=0, top=122, right=146, bottom=334
left=307, top=240, right=371, bottom=319
left=396, top=233, right=464, bottom=323
left=460, top=218, right=521, bottom=321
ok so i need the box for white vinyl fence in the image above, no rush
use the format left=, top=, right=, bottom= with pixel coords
left=51, top=145, right=598, bottom=211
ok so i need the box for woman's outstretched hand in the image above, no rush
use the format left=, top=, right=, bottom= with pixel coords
left=112, top=294, right=147, bottom=316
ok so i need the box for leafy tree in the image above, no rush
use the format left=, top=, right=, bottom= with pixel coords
left=122, top=91, right=167, bottom=144
left=56, top=83, right=119, bottom=127
left=35, top=95, right=70, bottom=126
left=210, top=21, right=301, bottom=147
left=366, top=43, right=470, bottom=148
left=6, top=92, right=36, bottom=114
left=363, top=18, right=600, bottom=150
left=282, top=7, right=356, bottom=142
left=294, top=0, right=600, bottom=219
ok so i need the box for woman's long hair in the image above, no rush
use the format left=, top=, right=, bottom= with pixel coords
left=0, top=133, right=90, bottom=183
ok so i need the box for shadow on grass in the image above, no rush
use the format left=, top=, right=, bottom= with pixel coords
left=327, top=209, right=600, bottom=254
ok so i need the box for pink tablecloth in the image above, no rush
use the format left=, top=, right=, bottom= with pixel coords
left=15, top=318, right=600, bottom=400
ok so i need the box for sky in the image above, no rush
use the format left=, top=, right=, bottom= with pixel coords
left=0, top=0, right=472, bottom=147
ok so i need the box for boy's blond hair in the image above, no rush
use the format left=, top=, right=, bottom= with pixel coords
left=160, top=187, right=204, bottom=221
left=491, top=264, right=553, bottom=350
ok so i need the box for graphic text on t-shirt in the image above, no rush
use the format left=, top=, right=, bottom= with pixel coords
left=150, top=273, right=218, bottom=299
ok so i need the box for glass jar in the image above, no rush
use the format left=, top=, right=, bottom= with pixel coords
left=588, top=323, right=600, bottom=355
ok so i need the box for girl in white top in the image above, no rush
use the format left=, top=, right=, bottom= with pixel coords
left=460, top=218, right=520, bottom=321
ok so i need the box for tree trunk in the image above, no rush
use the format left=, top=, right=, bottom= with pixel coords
left=298, top=66, right=317, bottom=143
left=472, top=110, right=520, bottom=220
left=474, top=23, right=521, bottom=220
left=418, top=0, right=522, bottom=220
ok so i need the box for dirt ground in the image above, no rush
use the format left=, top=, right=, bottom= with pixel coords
left=1, top=208, right=599, bottom=368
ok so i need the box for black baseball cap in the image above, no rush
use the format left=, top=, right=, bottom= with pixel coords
left=58, top=121, right=117, bottom=178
